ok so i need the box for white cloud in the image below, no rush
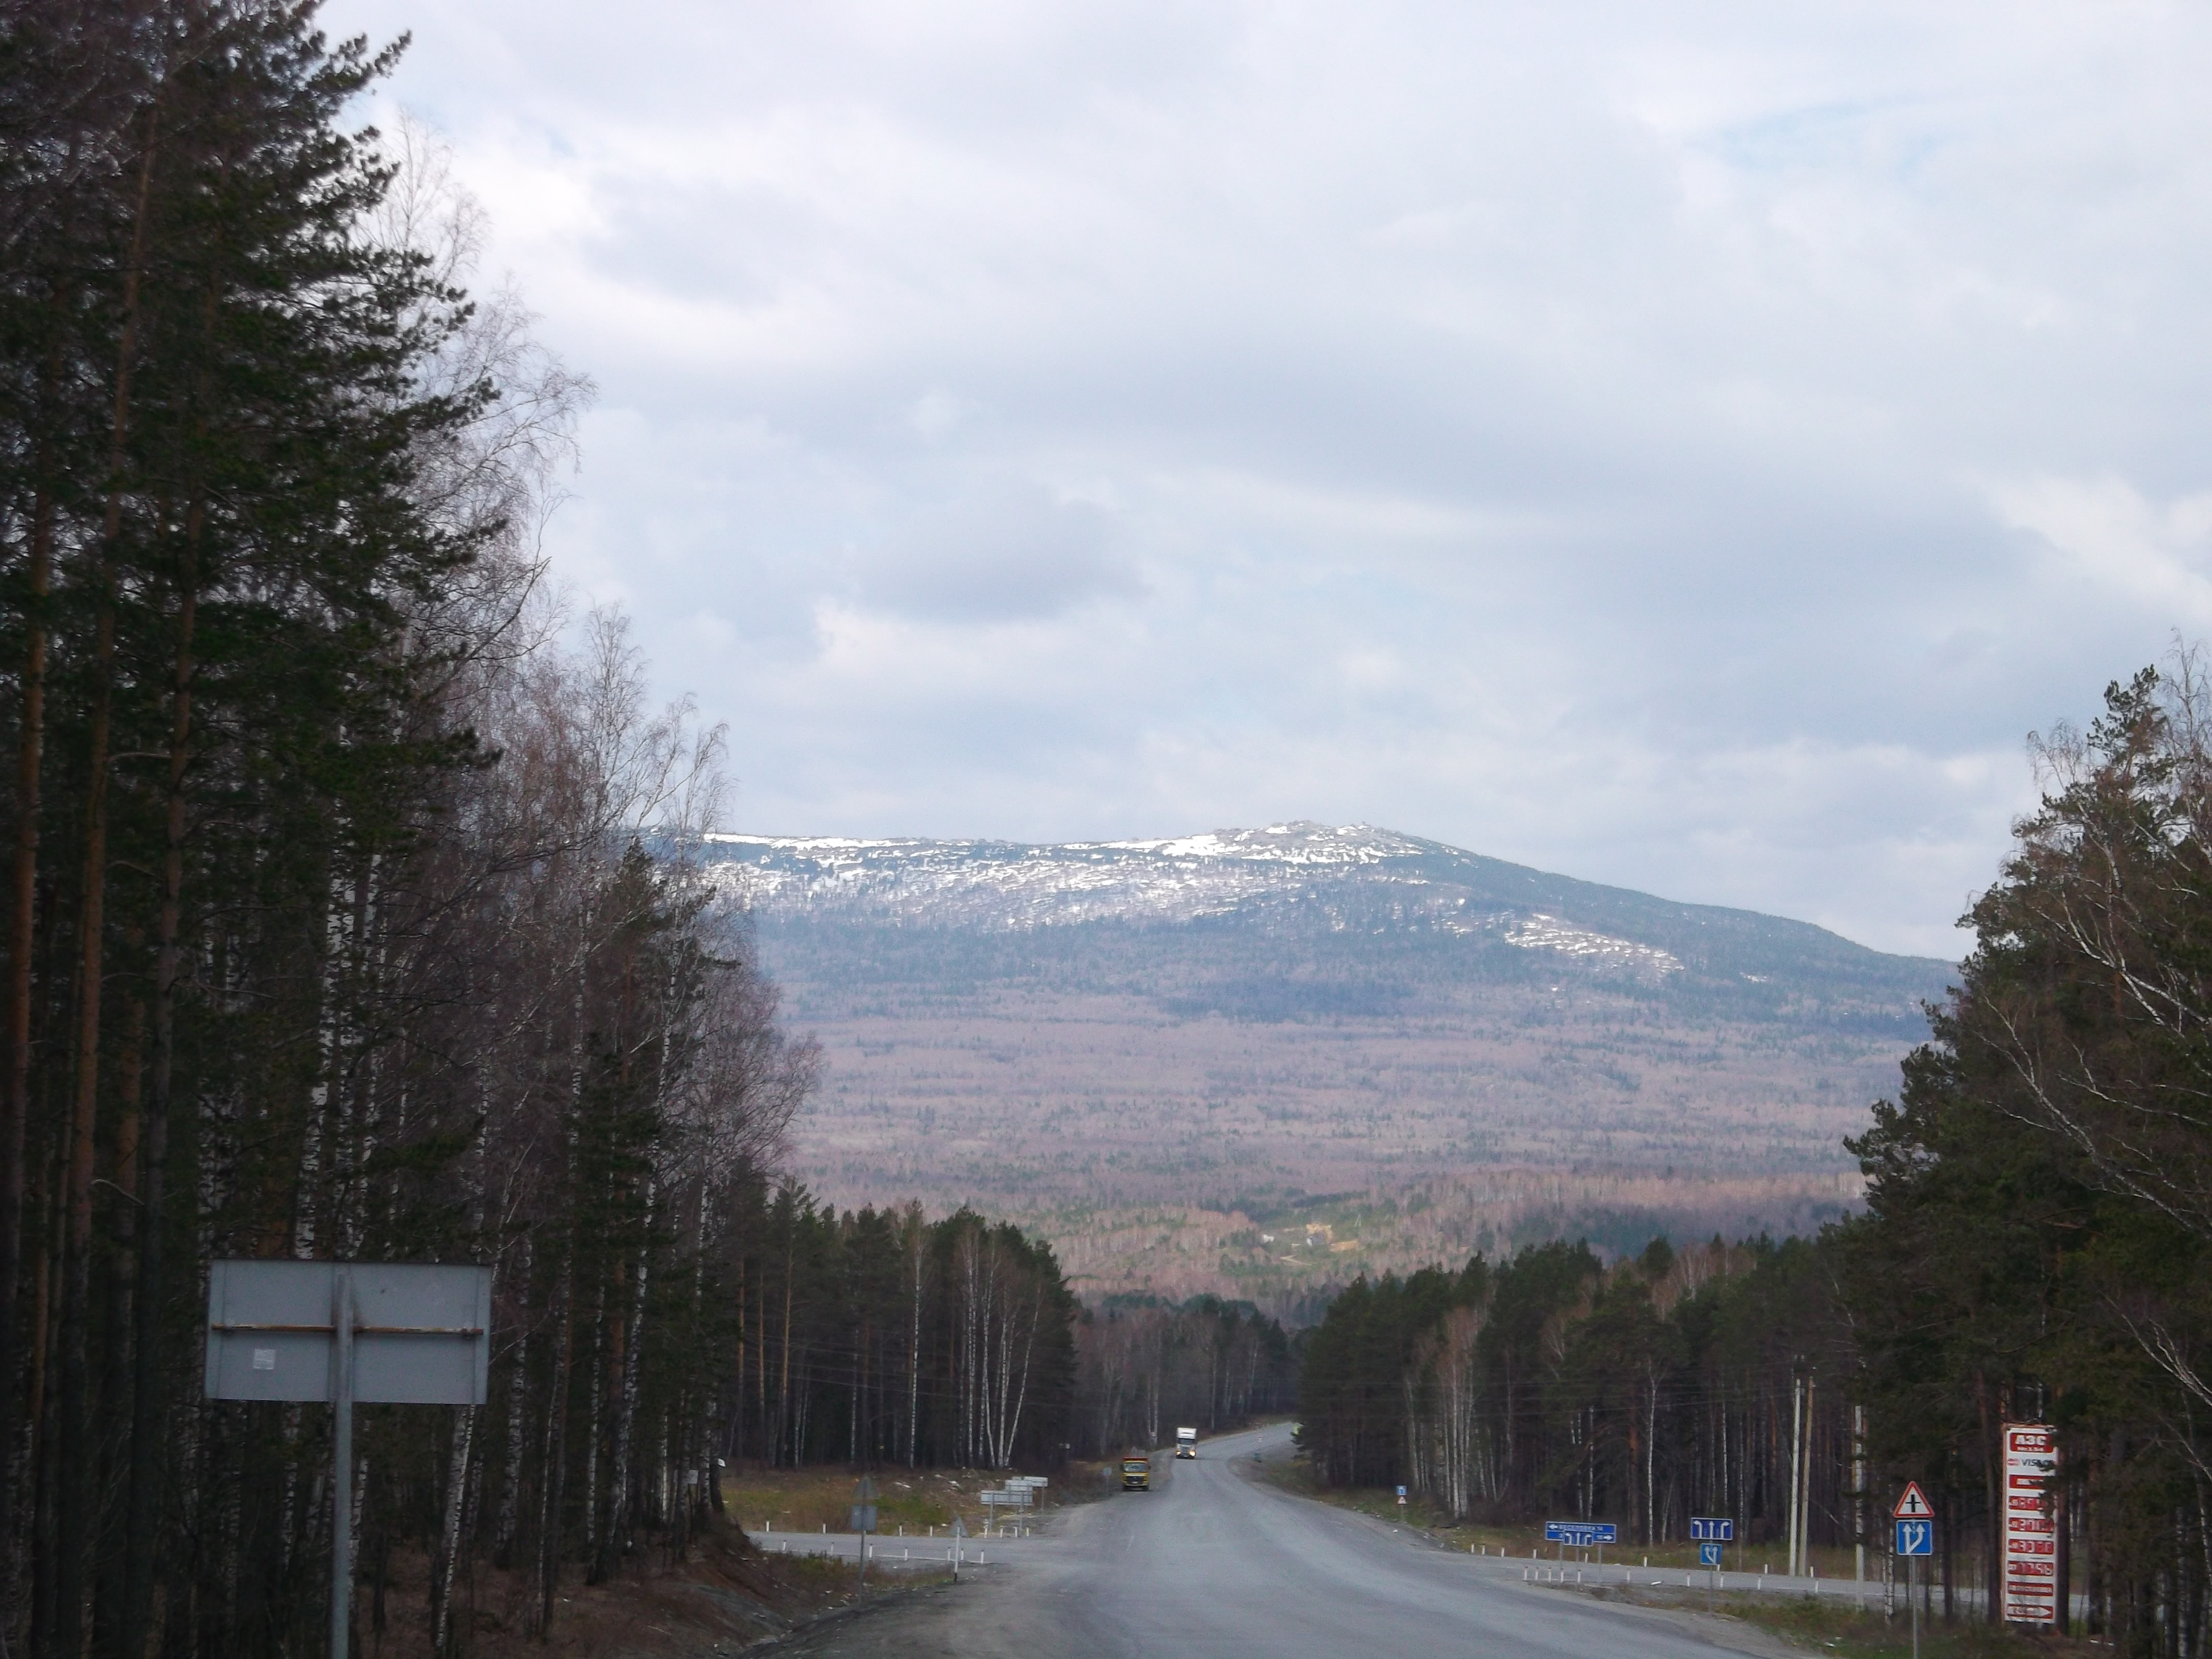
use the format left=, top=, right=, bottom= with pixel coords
left=330, top=0, right=2212, bottom=954
left=1990, top=476, right=2212, bottom=627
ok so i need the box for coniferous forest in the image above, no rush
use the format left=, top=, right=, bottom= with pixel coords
left=0, top=7, right=1105, bottom=1657
left=1299, top=667, right=2212, bottom=1651
left=16, top=6, right=2212, bottom=1659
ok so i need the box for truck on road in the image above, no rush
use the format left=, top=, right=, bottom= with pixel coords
left=1120, top=1453, right=1151, bottom=1490
left=1175, top=1427, right=1197, bottom=1459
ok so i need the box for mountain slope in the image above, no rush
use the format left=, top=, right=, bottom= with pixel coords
left=691, top=823, right=1954, bottom=1298
left=702, top=821, right=1947, bottom=1027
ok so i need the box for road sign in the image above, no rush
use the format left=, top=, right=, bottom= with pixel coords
left=1698, top=1542, right=1723, bottom=1568
left=205, top=1259, right=491, bottom=1659
left=206, top=1259, right=491, bottom=1405
left=1896, top=1519, right=1934, bottom=1557
left=2001, top=1423, right=2059, bottom=1627
left=1543, top=1522, right=1619, bottom=1548
left=853, top=1474, right=879, bottom=1545
left=1892, top=1482, right=1934, bottom=1520
left=1396, top=1485, right=1407, bottom=1504
left=1689, top=1517, right=1735, bottom=1542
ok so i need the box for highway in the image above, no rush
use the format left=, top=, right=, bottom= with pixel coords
left=780, top=1423, right=1804, bottom=1657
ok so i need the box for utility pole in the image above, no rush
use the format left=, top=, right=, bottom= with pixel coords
left=1853, top=1403, right=1866, bottom=1585
left=1787, top=1371, right=1804, bottom=1578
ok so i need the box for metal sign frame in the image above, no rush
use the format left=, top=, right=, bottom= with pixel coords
left=205, top=1260, right=491, bottom=1659
left=205, top=1259, right=491, bottom=1406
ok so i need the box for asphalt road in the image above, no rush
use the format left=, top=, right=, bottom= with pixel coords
left=780, top=1424, right=1801, bottom=1658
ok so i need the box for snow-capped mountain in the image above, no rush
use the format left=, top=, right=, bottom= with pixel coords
left=691, top=823, right=1950, bottom=1282
left=692, top=820, right=1935, bottom=996
left=705, top=822, right=1439, bottom=924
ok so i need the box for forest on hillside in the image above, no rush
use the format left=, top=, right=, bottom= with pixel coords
left=1299, top=666, right=2212, bottom=1654
left=0, top=9, right=1145, bottom=1659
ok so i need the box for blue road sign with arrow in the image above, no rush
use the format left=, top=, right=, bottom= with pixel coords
left=1896, top=1519, right=1934, bottom=1557
left=1698, top=1542, right=1723, bottom=1568
left=1689, top=1517, right=1734, bottom=1542
left=1543, top=1521, right=1618, bottom=1547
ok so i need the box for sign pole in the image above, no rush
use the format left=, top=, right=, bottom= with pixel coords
left=328, top=1266, right=354, bottom=1659
left=207, top=1259, right=489, bottom=1659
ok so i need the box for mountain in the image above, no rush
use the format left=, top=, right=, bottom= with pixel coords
left=693, top=823, right=1954, bottom=1300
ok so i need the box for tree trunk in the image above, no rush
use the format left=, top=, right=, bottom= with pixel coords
left=89, top=991, right=143, bottom=1658
left=118, top=499, right=199, bottom=1659
left=778, top=1231, right=793, bottom=1467
left=429, top=1406, right=475, bottom=1656
left=906, top=1222, right=922, bottom=1467
left=1, top=467, right=57, bottom=1561
left=533, top=1249, right=574, bottom=1636
left=494, top=1234, right=531, bottom=1568
left=56, top=118, right=162, bottom=1652
left=0, top=240, right=86, bottom=1586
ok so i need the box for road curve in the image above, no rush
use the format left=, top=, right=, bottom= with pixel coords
left=782, top=1423, right=1791, bottom=1658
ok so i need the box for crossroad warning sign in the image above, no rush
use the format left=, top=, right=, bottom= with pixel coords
left=1892, top=1482, right=1934, bottom=1520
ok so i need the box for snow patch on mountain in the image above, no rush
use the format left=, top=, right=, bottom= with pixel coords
left=690, top=821, right=1680, bottom=982
left=1504, top=915, right=1682, bottom=977
left=698, top=823, right=1410, bottom=927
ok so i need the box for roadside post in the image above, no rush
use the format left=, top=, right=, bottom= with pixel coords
left=1894, top=1482, right=1936, bottom=1659
left=951, top=1514, right=967, bottom=1582
left=205, top=1259, right=491, bottom=1659
left=1692, top=1517, right=1733, bottom=1609
left=850, top=1475, right=879, bottom=1586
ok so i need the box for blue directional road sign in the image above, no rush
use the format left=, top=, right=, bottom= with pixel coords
left=1896, top=1519, right=1934, bottom=1557
left=1543, top=1521, right=1619, bottom=1547
left=1689, top=1517, right=1735, bottom=1542
left=1698, top=1542, right=1724, bottom=1568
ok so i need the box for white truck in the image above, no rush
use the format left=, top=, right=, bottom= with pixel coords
left=1175, top=1426, right=1197, bottom=1459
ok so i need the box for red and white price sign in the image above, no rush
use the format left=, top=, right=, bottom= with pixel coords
left=2002, top=1424, right=2059, bottom=1626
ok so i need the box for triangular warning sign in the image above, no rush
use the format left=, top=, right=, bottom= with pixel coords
left=1893, top=1482, right=1934, bottom=1520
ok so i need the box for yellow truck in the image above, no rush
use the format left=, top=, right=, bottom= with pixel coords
left=1120, top=1453, right=1151, bottom=1491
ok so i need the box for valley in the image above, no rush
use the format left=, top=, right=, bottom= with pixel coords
left=701, top=823, right=1954, bottom=1300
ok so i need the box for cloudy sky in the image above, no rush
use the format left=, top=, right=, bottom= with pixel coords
left=323, top=0, right=2212, bottom=957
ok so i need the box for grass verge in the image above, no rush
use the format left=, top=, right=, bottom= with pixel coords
left=717, top=1460, right=1111, bottom=1540
left=1730, top=1597, right=2106, bottom=1657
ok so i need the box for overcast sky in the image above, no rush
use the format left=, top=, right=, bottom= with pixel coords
left=323, top=0, right=2212, bottom=957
